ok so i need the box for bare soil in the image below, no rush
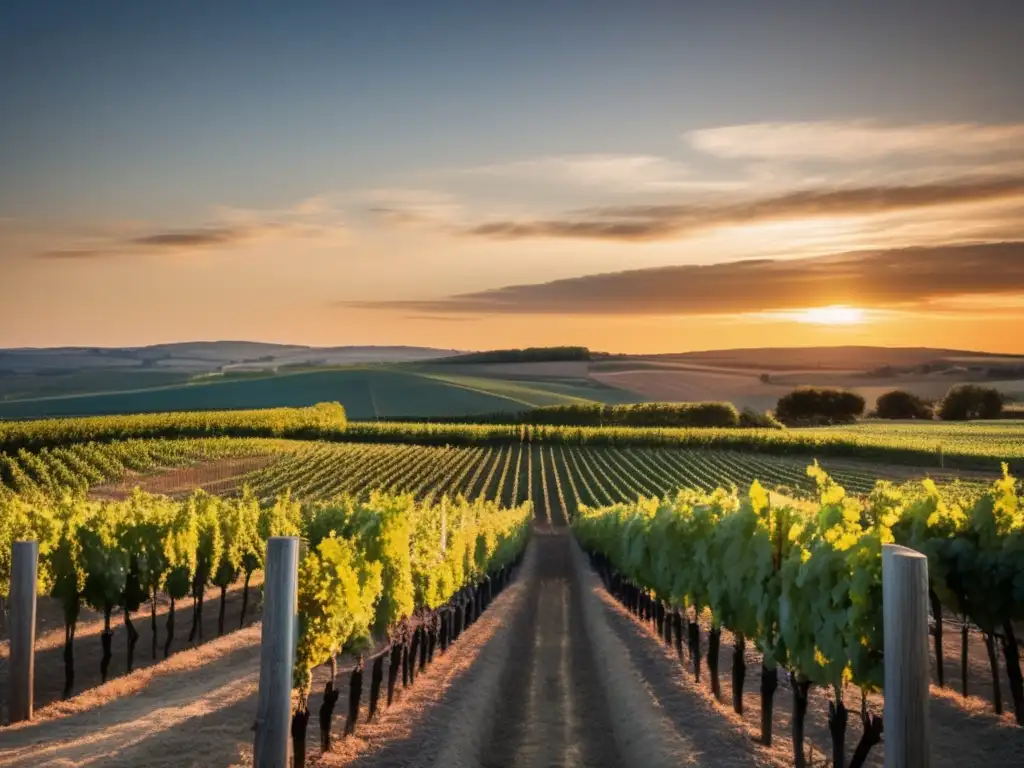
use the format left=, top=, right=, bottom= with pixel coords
left=0, top=574, right=264, bottom=724
left=88, top=455, right=277, bottom=501
left=590, top=364, right=1024, bottom=412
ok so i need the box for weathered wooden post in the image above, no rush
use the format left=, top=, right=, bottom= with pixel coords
left=253, top=537, right=299, bottom=768
left=883, top=543, right=931, bottom=768
left=9, top=540, right=38, bottom=723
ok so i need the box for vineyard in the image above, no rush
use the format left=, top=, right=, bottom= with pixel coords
left=240, top=441, right=903, bottom=521
left=2, top=404, right=1023, bottom=471
left=574, top=465, right=1024, bottom=766
left=1, top=476, right=530, bottom=766
left=1, top=408, right=1023, bottom=767
left=2, top=438, right=936, bottom=526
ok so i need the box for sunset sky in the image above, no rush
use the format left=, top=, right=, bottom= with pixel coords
left=3, top=1, right=1024, bottom=353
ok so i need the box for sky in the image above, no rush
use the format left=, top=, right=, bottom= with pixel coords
left=2, top=1, right=1024, bottom=353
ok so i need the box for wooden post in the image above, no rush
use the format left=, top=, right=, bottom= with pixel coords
left=9, top=541, right=38, bottom=723
left=253, top=537, right=299, bottom=768
left=883, top=543, right=931, bottom=768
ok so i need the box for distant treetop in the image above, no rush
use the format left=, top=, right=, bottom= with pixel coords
left=432, top=346, right=591, bottom=364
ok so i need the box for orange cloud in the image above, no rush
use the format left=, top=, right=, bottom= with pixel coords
left=457, top=176, right=1024, bottom=242
left=351, top=241, right=1024, bottom=316
left=688, top=121, right=1024, bottom=161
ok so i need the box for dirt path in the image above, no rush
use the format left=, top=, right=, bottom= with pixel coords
left=344, top=530, right=765, bottom=768
left=476, top=533, right=621, bottom=767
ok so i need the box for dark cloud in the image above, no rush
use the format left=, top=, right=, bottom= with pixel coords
left=461, top=176, right=1024, bottom=242
left=128, top=227, right=254, bottom=248
left=35, top=248, right=108, bottom=260
left=35, top=225, right=267, bottom=259
left=404, top=314, right=475, bottom=322
left=352, top=241, right=1024, bottom=316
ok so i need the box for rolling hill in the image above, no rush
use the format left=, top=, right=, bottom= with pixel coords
left=2, top=342, right=1022, bottom=420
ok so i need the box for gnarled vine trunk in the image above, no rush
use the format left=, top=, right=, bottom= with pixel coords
left=849, top=702, right=883, bottom=768
left=387, top=643, right=402, bottom=706
left=984, top=631, right=1003, bottom=715
left=188, top=581, right=205, bottom=644
left=239, top=570, right=251, bottom=628
left=401, top=641, right=410, bottom=688
left=732, top=633, right=746, bottom=715
left=368, top=653, right=384, bottom=722
left=791, top=673, right=811, bottom=768
left=673, top=611, right=683, bottom=659
left=961, top=622, right=969, bottom=697
left=63, top=621, right=76, bottom=700
left=150, top=591, right=159, bottom=661
left=346, top=663, right=364, bottom=736
left=100, top=607, right=114, bottom=684
left=708, top=626, right=722, bottom=700
left=828, top=692, right=848, bottom=768
left=124, top=609, right=139, bottom=674
left=688, top=617, right=701, bottom=681
left=164, top=597, right=176, bottom=658
left=218, top=584, right=228, bottom=637
left=318, top=681, right=339, bottom=752
left=760, top=662, right=778, bottom=746
left=930, top=590, right=944, bottom=688
left=1001, top=620, right=1024, bottom=725
left=291, top=704, right=310, bottom=767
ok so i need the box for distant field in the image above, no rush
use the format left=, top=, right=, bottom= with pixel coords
left=0, top=359, right=641, bottom=421
left=0, top=368, right=538, bottom=421
left=0, top=369, right=196, bottom=401
left=592, top=361, right=1024, bottom=411
left=419, top=369, right=640, bottom=408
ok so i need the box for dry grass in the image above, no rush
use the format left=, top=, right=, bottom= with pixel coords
left=0, top=626, right=262, bottom=767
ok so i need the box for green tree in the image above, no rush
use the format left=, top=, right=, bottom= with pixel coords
left=774, top=388, right=865, bottom=426
left=938, top=384, right=1003, bottom=421
left=874, top=390, right=934, bottom=420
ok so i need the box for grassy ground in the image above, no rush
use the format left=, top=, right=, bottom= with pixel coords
left=420, top=371, right=639, bottom=408
left=0, top=370, right=195, bottom=401
left=0, top=368, right=545, bottom=421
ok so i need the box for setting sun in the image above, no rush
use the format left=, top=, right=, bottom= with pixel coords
left=796, top=305, right=866, bottom=325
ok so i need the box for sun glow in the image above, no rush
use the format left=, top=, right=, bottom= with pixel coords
left=795, top=305, right=866, bottom=325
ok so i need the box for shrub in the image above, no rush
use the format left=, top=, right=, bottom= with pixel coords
left=433, top=346, right=590, bottom=364
left=937, top=385, right=1003, bottom=421
left=520, top=402, right=741, bottom=428
left=774, top=388, right=865, bottom=426
left=873, top=390, right=934, bottom=420
left=738, top=407, right=785, bottom=429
